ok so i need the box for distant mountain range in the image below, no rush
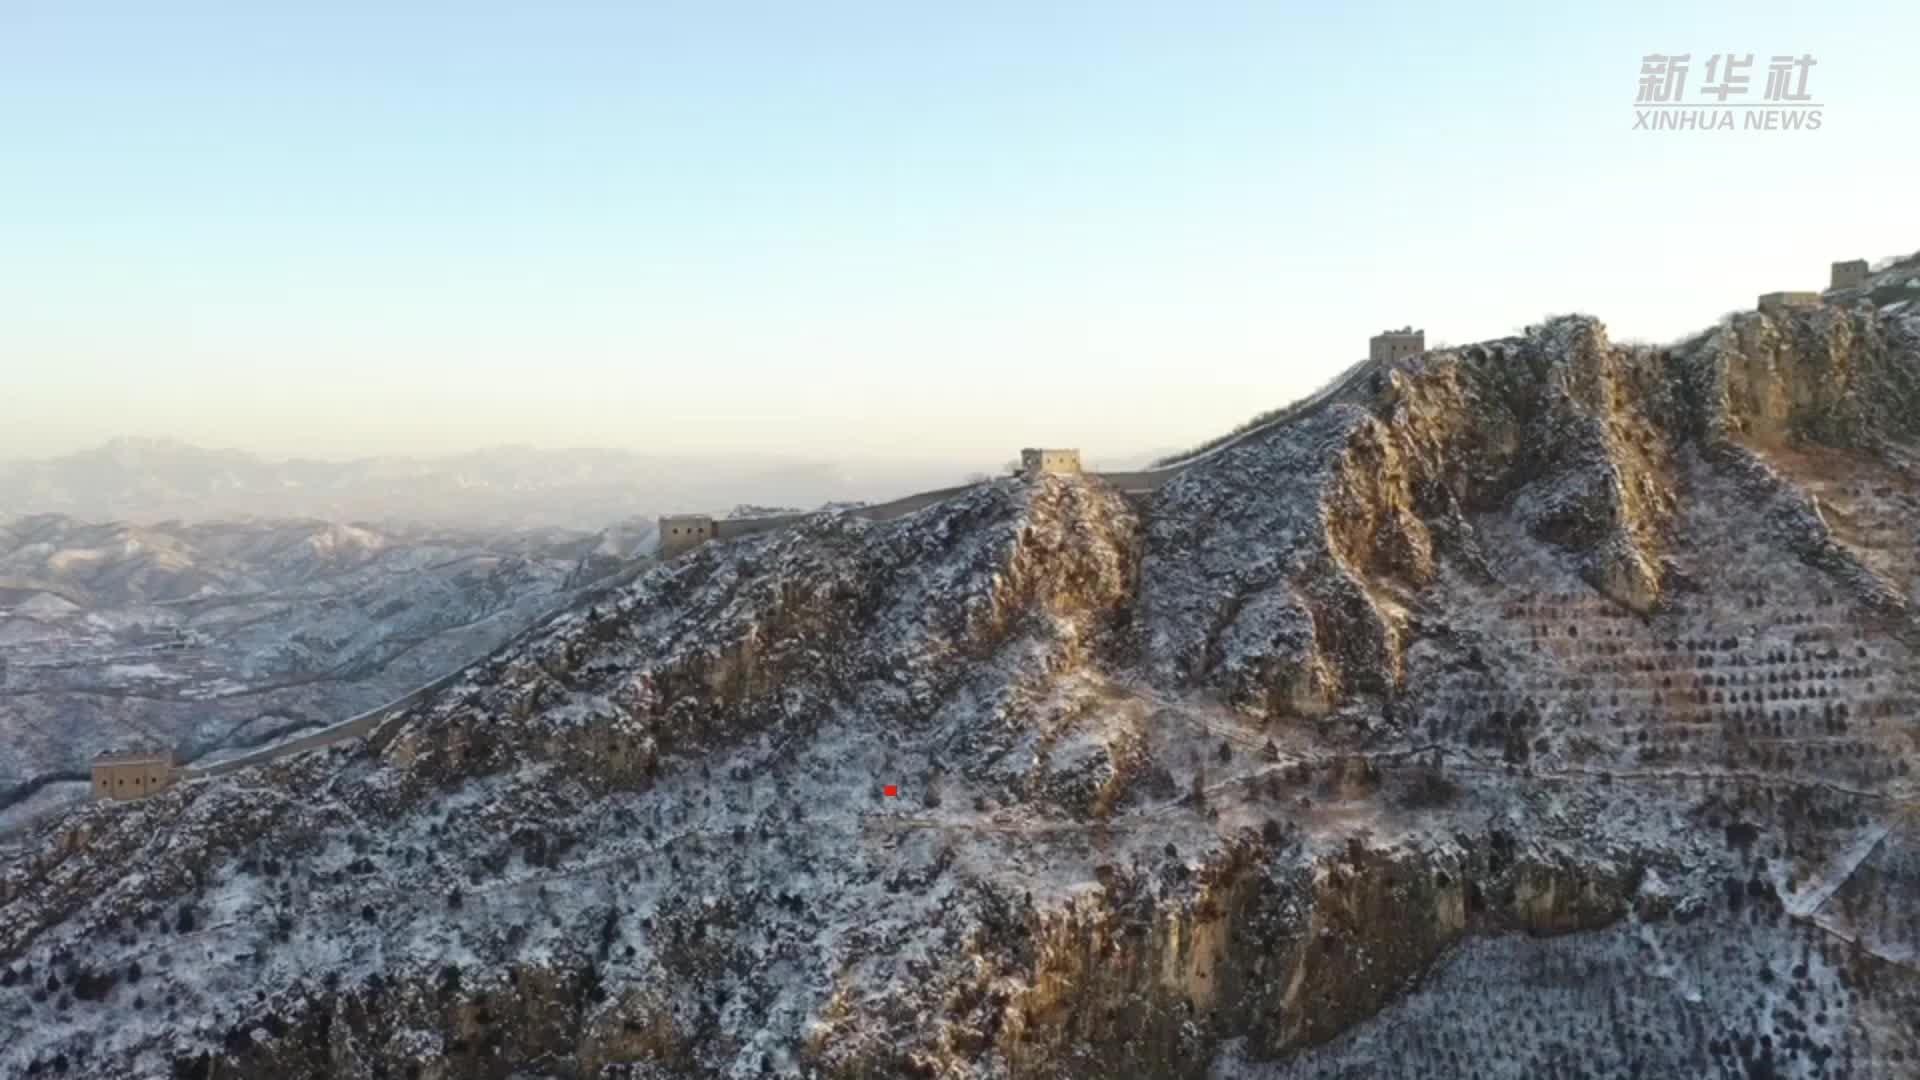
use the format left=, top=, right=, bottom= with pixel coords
left=0, top=438, right=972, bottom=530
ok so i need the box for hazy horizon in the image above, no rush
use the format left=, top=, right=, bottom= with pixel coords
left=0, top=433, right=1056, bottom=471
left=0, top=433, right=1188, bottom=530
left=6, top=1, right=1919, bottom=466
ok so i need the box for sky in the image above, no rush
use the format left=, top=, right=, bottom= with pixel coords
left=3, top=0, right=1918, bottom=468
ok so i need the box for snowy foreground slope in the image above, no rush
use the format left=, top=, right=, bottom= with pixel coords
left=4, top=297, right=1920, bottom=1078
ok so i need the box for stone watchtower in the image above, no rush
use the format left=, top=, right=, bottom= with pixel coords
left=657, top=514, right=717, bottom=558
left=91, top=748, right=177, bottom=801
left=1020, top=448, right=1082, bottom=476
left=1369, top=328, right=1425, bottom=364
left=1759, top=291, right=1822, bottom=314
left=1830, top=259, right=1870, bottom=291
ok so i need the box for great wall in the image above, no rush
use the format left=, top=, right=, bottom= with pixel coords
left=30, top=252, right=1904, bottom=825
left=11, top=249, right=1920, bottom=1080
left=39, top=350, right=1390, bottom=827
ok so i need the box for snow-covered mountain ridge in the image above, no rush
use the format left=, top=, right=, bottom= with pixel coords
left=4, top=291, right=1920, bottom=1078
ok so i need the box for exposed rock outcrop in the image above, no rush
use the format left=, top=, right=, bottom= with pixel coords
left=4, top=292, right=1919, bottom=1079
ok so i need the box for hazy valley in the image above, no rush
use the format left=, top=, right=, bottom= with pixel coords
left=0, top=514, right=651, bottom=827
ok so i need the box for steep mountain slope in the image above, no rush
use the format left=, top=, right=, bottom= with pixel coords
left=3, top=297, right=1919, bottom=1079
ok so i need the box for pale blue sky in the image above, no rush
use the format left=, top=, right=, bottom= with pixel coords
left=3, top=1, right=1916, bottom=466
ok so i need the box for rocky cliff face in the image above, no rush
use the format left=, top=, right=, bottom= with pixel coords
left=4, top=293, right=1919, bottom=1079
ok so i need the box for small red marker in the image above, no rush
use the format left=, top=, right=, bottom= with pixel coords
left=883, top=785, right=898, bottom=797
